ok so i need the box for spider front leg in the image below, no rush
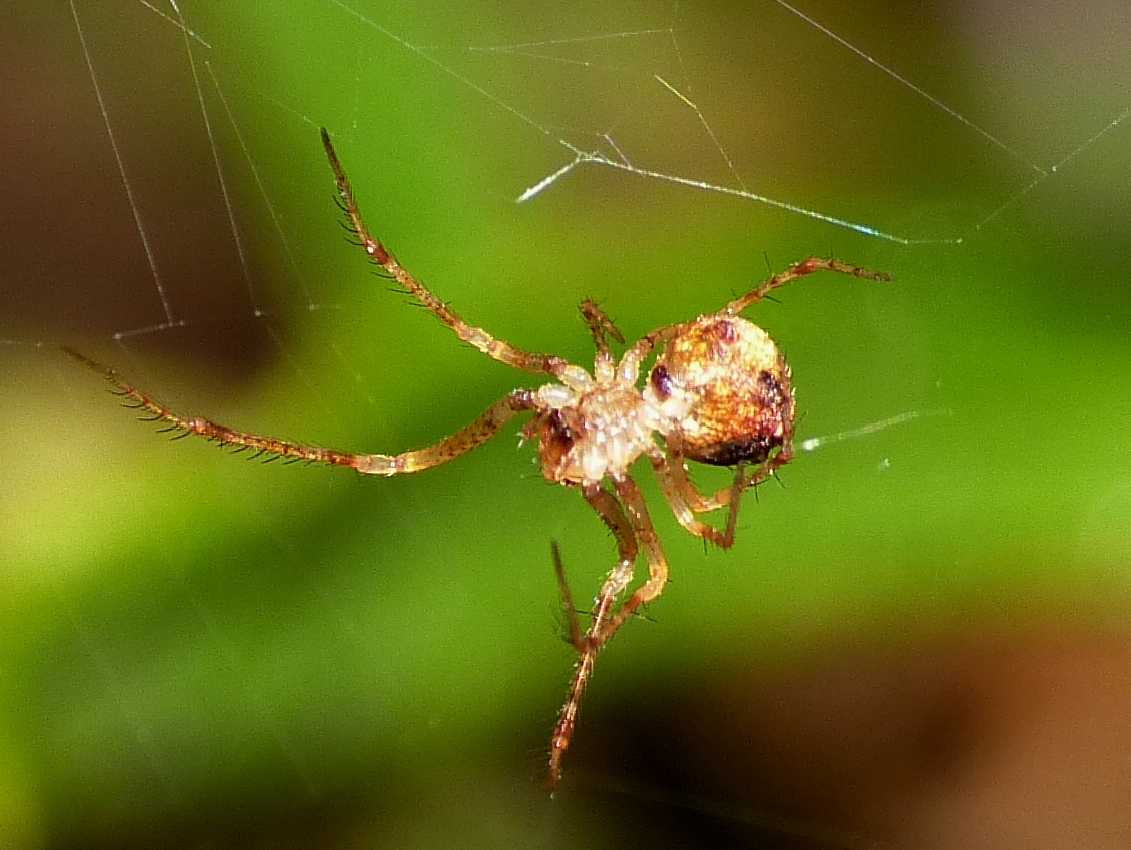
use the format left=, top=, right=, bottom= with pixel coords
left=549, top=483, right=638, bottom=788
left=64, top=347, right=535, bottom=475
left=722, top=256, right=891, bottom=316
left=321, top=129, right=572, bottom=378
left=616, top=257, right=889, bottom=380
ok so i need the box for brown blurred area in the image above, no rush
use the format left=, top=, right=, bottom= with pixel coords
left=561, top=624, right=1131, bottom=850
left=55, top=623, right=1131, bottom=850
left=1, top=4, right=273, bottom=373
left=7, top=4, right=1131, bottom=850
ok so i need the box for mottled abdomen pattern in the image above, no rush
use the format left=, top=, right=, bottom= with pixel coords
left=649, top=315, right=794, bottom=466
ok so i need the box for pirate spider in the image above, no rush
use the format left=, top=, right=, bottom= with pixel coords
left=66, top=128, right=890, bottom=790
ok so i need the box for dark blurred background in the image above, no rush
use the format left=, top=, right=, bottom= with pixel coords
left=3, top=2, right=1131, bottom=848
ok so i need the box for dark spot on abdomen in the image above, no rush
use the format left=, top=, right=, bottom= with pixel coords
left=758, top=369, right=783, bottom=404
left=690, top=435, right=778, bottom=467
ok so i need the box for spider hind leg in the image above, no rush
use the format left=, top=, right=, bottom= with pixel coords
left=548, top=483, right=639, bottom=788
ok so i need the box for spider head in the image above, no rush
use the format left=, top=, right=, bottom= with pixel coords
left=646, top=315, right=794, bottom=466
left=528, top=375, right=656, bottom=486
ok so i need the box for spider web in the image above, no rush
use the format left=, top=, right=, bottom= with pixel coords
left=4, top=1, right=1131, bottom=847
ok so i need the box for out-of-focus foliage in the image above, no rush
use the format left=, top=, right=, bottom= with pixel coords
left=3, top=2, right=1130, bottom=848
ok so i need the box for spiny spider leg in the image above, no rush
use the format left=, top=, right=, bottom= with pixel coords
left=551, top=541, right=585, bottom=653
left=321, top=128, right=571, bottom=378
left=596, top=475, right=670, bottom=647
left=578, top=299, right=625, bottom=357
left=63, top=347, right=534, bottom=476
left=619, top=322, right=687, bottom=375
left=614, top=256, right=889, bottom=375
left=579, top=298, right=626, bottom=382
left=549, top=475, right=663, bottom=786
left=591, top=456, right=791, bottom=655
left=649, top=445, right=747, bottom=548
left=722, top=256, right=891, bottom=316
left=657, top=444, right=738, bottom=514
left=703, top=448, right=795, bottom=510
left=549, top=482, right=639, bottom=788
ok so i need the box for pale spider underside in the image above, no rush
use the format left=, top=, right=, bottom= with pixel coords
left=66, top=128, right=890, bottom=790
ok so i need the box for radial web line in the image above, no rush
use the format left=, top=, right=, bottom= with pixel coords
left=520, top=144, right=964, bottom=246
left=602, top=133, right=633, bottom=167
left=464, top=28, right=672, bottom=53
left=326, top=0, right=553, bottom=136
left=349, top=41, right=366, bottom=132
left=50, top=362, right=177, bottom=800
left=262, top=322, right=336, bottom=415
left=186, top=586, right=321, bottom=798
left=205, top=63, right=318, bottom=310
left=474, top=49, right=633, bottom=72
left=517, top=156, right=585, bottom=203
left=654, top=74, right=747, bottom=192
left=769, top=0, right=1045, bottom=176
left=970, top=174, right=1045, bottom=233
left=73, top=601, right=180, bottom=800
left=135, top=0, right=211, bottom=48
left=329, top=341, right=379, bottom=409
left=70, top=0, right=175, bottom=328
left=971, top=98, right=1131, bottom=233
left=168, top=3, right=260, bottom=317
left=1050, top=99, right=1131, bottom=173
left=666, top=11, right=692, bottom=107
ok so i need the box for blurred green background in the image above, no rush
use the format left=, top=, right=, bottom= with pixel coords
left=3, top=1, right=1131, bottom=847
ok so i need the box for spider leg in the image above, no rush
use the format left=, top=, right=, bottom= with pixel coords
left=64, top=347, right=534, bottom=475
left=649, top=445, right=746, bottom=548
left=578, top=299, right=625, bottom=359
left=667, top=462, right=732, bottom=513
left=592, top=453, right=794, bottom=647
left=551, top=541, right=585, bottom=653
left=694, top=446, right=796, bottom=513
left=618, top=322, right=685, bottom=376
left=549, top=483, right=638, bottom=788
left=721, top=256, right=890, bottom=316
left=321, top=129, right=571, bottom=378
left=595, top=474, right=670, bottom=647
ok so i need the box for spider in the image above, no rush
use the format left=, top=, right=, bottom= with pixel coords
left=66, top=128, right=890, bottom=790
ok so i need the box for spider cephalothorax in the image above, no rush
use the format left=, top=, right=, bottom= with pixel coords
left=528, top=364, right=655, bottom=485
left=527, top=314, right=795, bottom=488
left=67, top=128, right=889, bottom=791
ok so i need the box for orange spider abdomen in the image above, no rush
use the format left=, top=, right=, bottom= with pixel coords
left=648, top=315, right=794, bottom=466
